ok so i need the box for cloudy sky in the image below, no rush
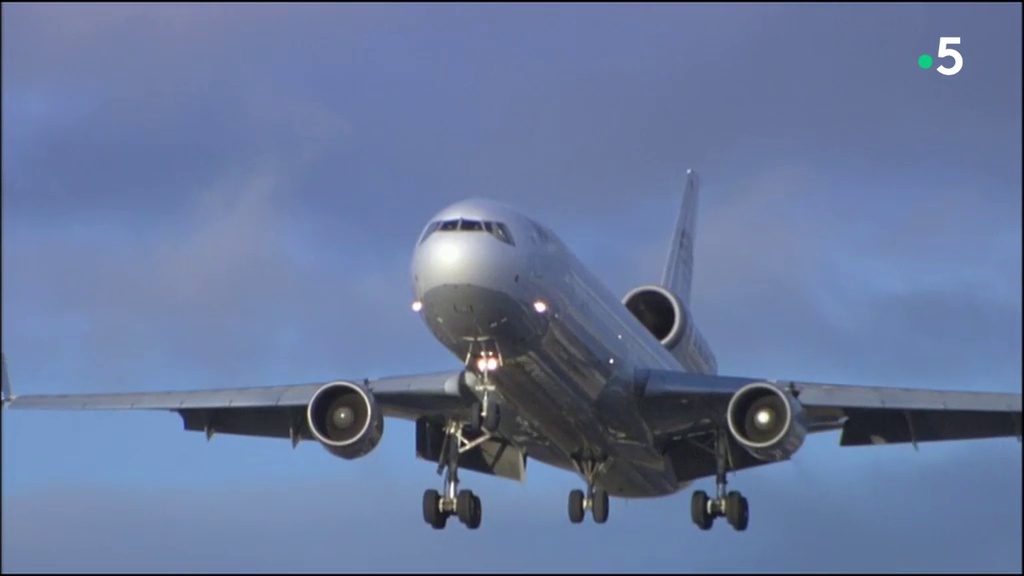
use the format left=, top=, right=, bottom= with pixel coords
left=2, top=3, right=1021, bottom=573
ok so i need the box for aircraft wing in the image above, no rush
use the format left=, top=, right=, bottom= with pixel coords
left=639, top=369, right=1022, bottom=445
left=638, top=369, right=1022, bottom=482
left=1, top=354, right=475, bottom=445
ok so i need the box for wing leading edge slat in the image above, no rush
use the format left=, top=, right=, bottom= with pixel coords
left=3, top=368, right=474, bottom=443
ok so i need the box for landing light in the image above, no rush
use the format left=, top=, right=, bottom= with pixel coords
left=476, top=357, right=499, bottom=372
left=533, top=301, right=548, bottom=314
left=412, top=301, right=423, bottom=313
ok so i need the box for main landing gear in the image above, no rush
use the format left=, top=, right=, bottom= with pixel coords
left=422, top=349, right=503, bottom=530
left=567, top=459, right=610, bottom=525
left=422, top=420, right=489, bottom=530
left=690, top=429, right=749, bottom=532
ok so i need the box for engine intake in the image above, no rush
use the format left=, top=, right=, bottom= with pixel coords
left=622, top=285, right=687, bottom=349
left=726, top=382, right=807, bottom=461
left=307, top=381, right=384, bottom=460
left=622, top=285, right=718, bottom=374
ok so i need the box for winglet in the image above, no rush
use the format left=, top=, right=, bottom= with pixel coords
left=2, top=353, right=13, bottom=407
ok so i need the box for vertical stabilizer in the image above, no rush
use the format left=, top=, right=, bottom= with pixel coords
left=660, top=169, right=700, bottom=305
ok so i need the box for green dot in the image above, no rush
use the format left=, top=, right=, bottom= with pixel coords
left=918, top=54, right=933, bottom=69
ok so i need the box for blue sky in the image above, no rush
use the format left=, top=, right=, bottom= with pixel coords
left=2, top=3, right=1021, bottom=573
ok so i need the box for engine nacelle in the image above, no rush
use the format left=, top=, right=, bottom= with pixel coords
left=306, top=381, right=384, bottom=460
left=726, top=382, right=807, bottom=462
left=622, top=285, right=718, bottom=374
left=623, top=285, right=688, bottom=349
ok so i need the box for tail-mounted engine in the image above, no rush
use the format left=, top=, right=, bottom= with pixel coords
left=622, top=285, right=718, bottom=374
left=306, top=381, right=384, bottom=460
left=726, top=382, right=807, bottom=461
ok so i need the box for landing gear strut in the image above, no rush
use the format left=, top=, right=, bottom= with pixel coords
left=422, top=420, right=488, bottom=530
left=690, top=429, right=749, bottom=532
left=567, top=459, right=610, bottom=525
left=467, top=350, right=502, bottom=434
left=467, top=390, right=501, bottom=434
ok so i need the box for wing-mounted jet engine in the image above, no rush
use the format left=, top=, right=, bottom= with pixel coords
left=622, top=285, right=718, bottom=375
left=306, top=381, right=384, bottom=460
left=726, top=382, right=808, bottom=462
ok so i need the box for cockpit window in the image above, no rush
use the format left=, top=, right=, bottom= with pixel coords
left=488, top=222, right=514, bottom=246
left=418, top=221, right=441, bottom=244
left=419, top=218, right=515, bottom=246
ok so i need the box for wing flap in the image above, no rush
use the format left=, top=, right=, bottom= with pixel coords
left=179, top=406, right=314, bottom=443
left=838, top=408, right=1021, bottom=446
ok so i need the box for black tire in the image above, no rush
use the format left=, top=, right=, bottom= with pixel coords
left=726, top=491, right=749, bottom=532
left=468, top=403, right=483, bottom=432
left=423, top=489, right=446, bottom=529
left=691, top=490, right=713, bottom=530
left=568, top=489, right=585, bottom=524
left=457, top=490, right=477, bottom=525
left=591, top=489, right=609, bottom=524
left=483, top=403, right=501, bottom=432
left=467, top=494, right=482, bottom=530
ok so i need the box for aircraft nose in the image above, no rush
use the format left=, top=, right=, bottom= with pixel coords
left=411, top=233, right=513, bottom=297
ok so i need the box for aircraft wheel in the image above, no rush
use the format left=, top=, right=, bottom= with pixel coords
left=483, top=403, right=501, bottom=432
left=467, top=403, right=483, bottom=432
left=423, top=489, right=447, bottom=529
left=466, top=494, right=482, bottom=530
left=691, top=490, right=713, bottom=530
left=591, top=488, right=610, bottom=524
left=457, top=490, right=478, bottom=526
left=568, top=489, right=586, bottom=524
left=726, top=491, right=749, bottom=532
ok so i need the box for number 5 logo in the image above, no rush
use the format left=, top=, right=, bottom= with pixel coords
left=936, top=37, right=963, bottom=76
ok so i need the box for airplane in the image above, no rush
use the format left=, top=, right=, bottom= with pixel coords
left=2, top=169, right=1021, bottom=532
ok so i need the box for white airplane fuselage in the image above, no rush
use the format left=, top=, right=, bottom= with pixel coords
left=411, top=199, right=698, bottom=497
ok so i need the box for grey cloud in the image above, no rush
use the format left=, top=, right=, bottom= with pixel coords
left=5, top=4, right=1019, bottom=226
left=2, top=164, right=434, bottom=388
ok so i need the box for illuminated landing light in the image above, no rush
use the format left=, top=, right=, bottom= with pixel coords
left=475, top=357, right=499, bottom=372
left=533, top=301, right=548, bottom=313
left=412, top=301, right=423, bottom=312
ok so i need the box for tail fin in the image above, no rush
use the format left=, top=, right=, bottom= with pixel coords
left=660, top=169, right=700, bottom=305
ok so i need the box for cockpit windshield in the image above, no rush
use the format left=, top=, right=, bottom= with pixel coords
left=419, top=218, right=515, bottom=246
